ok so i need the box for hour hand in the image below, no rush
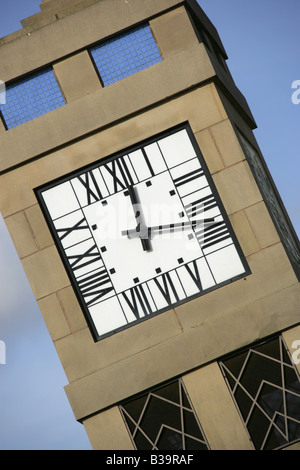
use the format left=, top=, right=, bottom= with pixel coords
left=126, top=185, right=151, bottom=251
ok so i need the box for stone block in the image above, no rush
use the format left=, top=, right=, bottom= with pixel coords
left=245, top=201, right=280, bottom=249
left=25, top=204, right=54, bottom=250
left=21, top=12, right=57, bottom=31
left=195, top=128, right=225, bottom=174
left=21, top=245, right=70, bottom=299
left=53, top=51, right=102, bottom=103
left=229, top=210, right=260, bottom=256
left=212, top=160, right=263, bottom=214
left=4, top=211, right=38, bottom=258
left=182, top=363, right=253, bottom=450
left=56, top=286, right=88, bottom=332
left=38, top=293, right=71, bottom=341
left=83, top=406, right=134, bottom=450
left=209, top=119, right=246, bottom=166
left=150, top=5, right=199, bottom=59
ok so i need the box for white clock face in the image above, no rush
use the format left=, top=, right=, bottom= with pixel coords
left=37, top=125, right=250, bottom=340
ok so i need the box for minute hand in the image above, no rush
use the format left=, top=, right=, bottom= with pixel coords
left=122, top=219, right=215, bottom=239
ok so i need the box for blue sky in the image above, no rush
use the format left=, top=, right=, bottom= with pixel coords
left=0, top=0, right=299, bottom=450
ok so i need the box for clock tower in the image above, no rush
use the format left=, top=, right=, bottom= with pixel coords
left=1, top=0, right=299, bottom=450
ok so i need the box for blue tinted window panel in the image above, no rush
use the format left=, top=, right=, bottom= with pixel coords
left=0, top=68, right=65, bottom=129
left=90, top=25, right=162, bottom=86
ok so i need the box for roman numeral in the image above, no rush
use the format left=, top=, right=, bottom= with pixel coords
left=141, top=148, right=155, bottom=177
left=77, top=171, right=103, bottom=205
left=153, top=272, right=180, bottom=305
left=67, top=242, right=102, bottom=271
left=122, top=284, right=153, bottom=320
left=185, top=194, right=218, bottom=219
left=174, top=167, right=204, bottom=188
left=77, top=268, right=114, bottom=306
left=102, top=157, right=137, bottom=194
left=184, top=260, right=203, bottom=291
left=56, top=217, right=89, bottom=241
left=170, top=159, right=207, bottom=198
left=176, top=258, right=216, bottom=297
left=196, top=220, right=231, bottom=250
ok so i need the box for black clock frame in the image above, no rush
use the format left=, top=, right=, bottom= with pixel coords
left=35, top=122, right=251, bottom=342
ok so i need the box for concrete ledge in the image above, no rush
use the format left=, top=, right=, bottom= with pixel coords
left=0, top=0, right=182, bottom=82
left=0, top=43, right=215, bottom=173
left=55, top=308, right=182, bottom=383
left=65, top=279, right=300, bottom=421
left=65, top=334, right=200, bottom=421
left=0, top=84, right=226, bottom=218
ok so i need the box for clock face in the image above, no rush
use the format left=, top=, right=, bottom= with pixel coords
left=36, top=124, right=250, bottom=341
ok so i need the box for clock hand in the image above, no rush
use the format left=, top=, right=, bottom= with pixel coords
left=127, top=185, right=151, bottom=251
left=122, top=218, right=215, bottom=239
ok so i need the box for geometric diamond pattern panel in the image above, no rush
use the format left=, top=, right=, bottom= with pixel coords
left=119, top=379, right=210, bottom=450
left=90, top=24, right=162, bottom=86
left=219, top=336, right=300, bottom=450
left=0, top=68, right=65, bottom=129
